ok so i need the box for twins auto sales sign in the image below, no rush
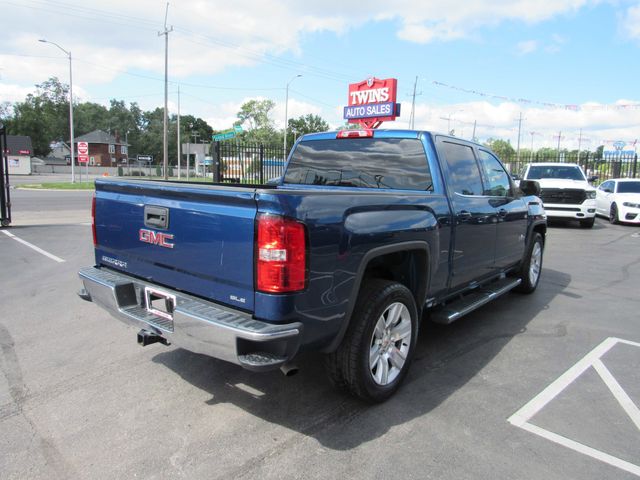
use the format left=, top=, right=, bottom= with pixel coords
left=343, top=77, right=400, bottom=129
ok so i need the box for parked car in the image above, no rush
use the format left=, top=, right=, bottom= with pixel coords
left=595, top=178, right=640, bottom=224
left=520, top=163, right=597, bottom=228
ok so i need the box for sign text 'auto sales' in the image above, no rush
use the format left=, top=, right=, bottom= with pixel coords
left=343, top=77, right=400, bottom=129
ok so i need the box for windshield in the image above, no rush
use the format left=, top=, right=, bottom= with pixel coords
left=284, top=138, right=433, bottom=191
left=617, top=181, right=640, bottom=193
left=526, top=165, right=586, bottom=181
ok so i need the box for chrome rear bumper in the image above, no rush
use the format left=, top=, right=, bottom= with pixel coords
left=78, top=266, right=302, bottom=371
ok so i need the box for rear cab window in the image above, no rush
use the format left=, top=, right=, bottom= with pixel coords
left=283, top=138, right=433, bottom=191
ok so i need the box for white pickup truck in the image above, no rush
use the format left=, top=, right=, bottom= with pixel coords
left=519, top=163, right=597, bottom=228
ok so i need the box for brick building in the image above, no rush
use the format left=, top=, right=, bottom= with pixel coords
left=74, top=130, right=128, bottom=167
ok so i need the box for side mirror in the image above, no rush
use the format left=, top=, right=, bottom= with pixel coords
left=603, top=188, right=613, bottom=193
left=588, top=175, right=599, bottom=183
left=519, top=179, right=541, bottom=197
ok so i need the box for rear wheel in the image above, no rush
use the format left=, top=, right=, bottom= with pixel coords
left=580, top=217, right=595, bottom=228
left=514, top=232, right=544, bottom=294
left=609, top=204, right=619, bottom=224
left=325, top=279, right=418, bottom=403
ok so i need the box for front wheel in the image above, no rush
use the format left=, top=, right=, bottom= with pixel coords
left=514, top=232, right=544, bottom=294
left=580, top=217, right=595, bottom=229
left=610, top=204, right=619, bottom=225
left=325, top=279, right=418, bottom=403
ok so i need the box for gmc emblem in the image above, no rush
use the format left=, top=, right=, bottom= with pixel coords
left=139, top=228, right=175, bottom=249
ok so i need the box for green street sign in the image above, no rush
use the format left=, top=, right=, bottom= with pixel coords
left=213, top=132, right=236, bottom=141
left=213, top=125, right=243, bottom=142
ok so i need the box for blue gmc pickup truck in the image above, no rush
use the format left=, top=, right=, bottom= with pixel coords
left=79, top=129, right=546, bottom=402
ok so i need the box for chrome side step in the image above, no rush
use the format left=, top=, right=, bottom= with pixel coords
left=430, top=277, right=522, bottom=325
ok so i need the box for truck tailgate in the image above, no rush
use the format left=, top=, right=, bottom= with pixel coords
left=94, top=179, right=257, bottom=311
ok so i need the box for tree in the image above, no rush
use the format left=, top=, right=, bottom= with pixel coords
left=287, top=114, right=329, bottom=148
left=75, top=102, right=109, bottom=136
left=5, top=76, right=213, bottom=162
left=0, top=102, right=12, bottom=126
left=10, top=77, right=70, bottom=156
left=595, top=145, right=604, bottom=160
left=484, top=138, right=516, bottom=160
left=236, top=99, right=278, bottom=144
left=181, top=114, right=213, bottom=143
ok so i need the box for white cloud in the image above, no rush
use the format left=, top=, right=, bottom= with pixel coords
left=0, top=0, right=599, bottom=91
left=0, top=83, right=37, bottom=103
left=622, top=4, right=640, bottom=40
left=201, top=96, right=328, bottom=132
left=406, top=100, right=640, bottom=150
left=517, top=40, right=538, bottom=55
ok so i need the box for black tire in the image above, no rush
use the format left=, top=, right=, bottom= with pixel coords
left=609, top=204, right=619, bottom=225
left=514, top=232, right=544, bottom=294
left=325, top=279, right=418, bottom=403
left=580, top=217, right=595, bottom=229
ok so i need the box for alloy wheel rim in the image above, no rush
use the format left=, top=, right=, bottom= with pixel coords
left=369, top=302, right=412, bottom=386
left=529, top=242, right=542, bottom=286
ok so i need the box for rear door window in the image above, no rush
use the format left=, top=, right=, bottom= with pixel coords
left=438, top=141, right=483, bottom=196
left=284, top=138, right=433, bottom=191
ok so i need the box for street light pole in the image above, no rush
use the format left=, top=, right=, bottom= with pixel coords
left=39, top=39, right=75, bottom=183
left=283, top=74, right=302, bottom=160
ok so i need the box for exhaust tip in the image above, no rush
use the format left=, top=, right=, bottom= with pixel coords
left=280, top=363, right=299, bottom=377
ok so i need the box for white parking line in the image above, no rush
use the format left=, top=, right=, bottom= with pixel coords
left=592, top=359, right=640, bottom=431
left=508, top=337, right=640, bottom=477
left=1, top=229, right=65, bottom=263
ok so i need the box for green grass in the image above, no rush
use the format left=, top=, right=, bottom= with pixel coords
left=17, top=181, right=95, bottom=190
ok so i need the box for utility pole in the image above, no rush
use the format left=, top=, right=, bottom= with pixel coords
left=472, top=120, right=477, bottom=142
left=516, top=112, right=523, bottom=162
left=409, top=76, right=419, bottom=129
left=158, top=2, right=173, bottom=180
left=176, top=84, right=181, bottom=179
left=557, top=131, right=562, bottom=159
left=530, top=131, right=535, bottom=162
left=576, top=128, right=582, bottom=164
left=283, top=74, right=302, bottom=160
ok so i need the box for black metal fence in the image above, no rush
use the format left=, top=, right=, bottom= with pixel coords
left=500, top=152, right=639, bottom=183
left=121, top=141, right=639, bottom=187
left=213, top=142, right=285, bottom=184
left=0, top=124, right=11, bottom=226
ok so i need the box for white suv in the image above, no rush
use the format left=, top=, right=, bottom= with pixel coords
left=520, top=163, right=597, bottom=228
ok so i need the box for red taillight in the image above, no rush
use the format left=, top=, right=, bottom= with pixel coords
left=336, top=129, right=373, bottom=139
left=91, top=195, right=97, bottom=246
left=256, top=214, right=306, bottom=293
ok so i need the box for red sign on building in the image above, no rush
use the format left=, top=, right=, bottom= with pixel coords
left=344, top=77, right=400, bottom=129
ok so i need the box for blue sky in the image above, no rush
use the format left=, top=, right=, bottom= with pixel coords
left=1, top=0, right=640, bottom=151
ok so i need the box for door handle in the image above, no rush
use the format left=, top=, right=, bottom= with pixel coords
left=144, top=206, right=169, bottom=229
left=457, top=210, right=472, bottom=219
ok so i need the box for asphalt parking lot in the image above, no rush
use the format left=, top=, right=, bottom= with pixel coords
left=1, top=183, right=639, bottom=479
